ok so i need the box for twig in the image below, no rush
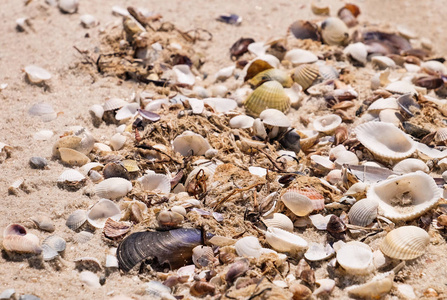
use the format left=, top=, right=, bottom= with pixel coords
left=257, top=148, right=286, bottom=172
left=213, top=183, right=265, bottom=210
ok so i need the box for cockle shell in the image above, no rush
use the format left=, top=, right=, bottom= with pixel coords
left=313, top=114, right=342, bottom=134
left=173, top=131, right=211, bottom=156
left=57, top=169, right=86, bottom=183
left=355, top=121, right=416, bottom=161
left=229, top=115, right=254, bottom=129
left=367, top=171, right=441, bottom=221
left=24, top=65, right=52, bottom=84
left=348, top=198, right=378, bottom=226
left=343, top=42, right=368, bottom=65
left=281, top=188, right=317, bottom=217
left=392, top=158, right=429, bottom=174
left=263, top=213, right=294, bottom=232
left=103, top=98, right=128, bottom=112
left=284, top=49, right=318, bottom=66
left=2, top=224, right=41, bottom=254
left=87, top=199, right=121, bottom=228
left=293, top=64, right=319, bottom=90
left=265, top=227, right=308, bottom=253
left=234, top=236, right=262, bottom=258
left=66, top=210, right=87, bottom=230
left=248, top=69, right=293, bottom=88
left=192, top=245, right=215, bottom=267
left=138, top=173, right=171, bottom=194
left=380, top=226, right=429, bottom=260
left=95, top=177, right=132, bottom=200
left=42, top=235, right=66, bottom=261
left=336, top=241, right=374, bottom=274
left=372, top=56, right=396, bottom=69
left=321, top=17, right=349, bottom=46
left=244, top=80, right=290, bottom=117
left=385, top=81, right=417, bottom=95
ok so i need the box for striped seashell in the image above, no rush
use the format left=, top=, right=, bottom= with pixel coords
left=336, top=241, right=374, bottom=274
left=435, top=128, right=447, bottom=143
left=367, top=171, right=441, bottom=221
left=59, top=148, right=90, bottom=166
left=138, top=173, right=171, bottom=194
left=265, top=227, right=308, bottom=253
left=103, top=98, right=128, bottom=111
left=95, top=177, right=132, bottom=200
left=74, top=231, right=94, bottom=244
left=122, top=159, right=139, bottom=172
left=371, top=56, right=396, bottom=69
left=296, top=187, right=325, bottom=211
left=297, top=129, right=319, bottom=151
left=104, top=218, right=131, bottom=239
left=66, top=210, right=87, bottom=230
left=281, top=188, right=314, bottom=217
left=262, top=213, right=294, bottom=232
left=284, top=49, right=318, bottom=66
left=192, top=245, right=215, bottom=267
left=2, top=224, right=42, bottom=254
left=235, top=236, right=262, bottom=258
left=355, top=121, right=416, bottom=161
left=380, top=226, right=429, bottom=260
left=385, top=81, right=417, bottom=95
left=321, top=17, right=349, bottom=46
left=293, top=64, right=319, bottom=90
left=87, top=199, right=121, bottom=229
left=259, top=109, right=291, bottom=127
left=344, top=42, right=368, bottom=65
left=173, top=131, right=211, bottom=156
left=244, top=81, right=290, bottom=117
left=42, top=235, right=66, bottom=261
left=248, top=69, right=293, bottom=88
left=229, top=115, right=254, bottom=129
left=313, top=114, right=342, bottom=134
left=348, top=198, right=378, bottom=226
left=318, top=65, right=339, bottom=81
left=392, top=158, right=429, bottom=174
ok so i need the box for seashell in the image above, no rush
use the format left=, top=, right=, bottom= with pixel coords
left=336, top=241, right=374, bottom=274
left=338, top=4, right=359, bottom=27
left=380, top=225, right=429, bottom=260
left=24, top=65, right=52, bottom=84
left=293, top=64, right=319, bottom=90
left=279, top=129, right=301, bottom=153
left=229, top=115, right=254, bottom=129
left=321, top=17, right=349, bottom=46
left=29, top=215, right=55, bottom=232
left=265, top=227, right=308, bottom=253
left=326, top=215, right=347, bottom=235
left=79, top=162, right=103, bottom=176
left=103, top=162, right=130, bottom=180
left=262, top=213, right=294, bottom=232
left=79, top=271, right=100, bottom=288
left=371, top=56, right=396, bottom=69
left=2, top=224, right=41, bottom=254
left=289, top=281, right=312, bottom=300
left=42, top=235, right=66, bottom=261
left=248, top=166, right=266, bottom=177
left=87, top=199, right=121, bottom=228
left=203, top=97, right=238, bottom=113
left=309, top=214, right=333, bottom=230
left=259, top=109, right=291, bottom=128
left=346, top=271, right=395, bottom=299
left=393, top=158, right=429, bottom=174
left=80, top=14, right=98, bottom=28
left=192, top=245, right=215, bottom=267
left=173, top=64, right=195, bottom=85
left=66, top=210, right=87, bottom=231
left=190, top=281, right=215, bottom=297
left=157, top=210, right=184, bottom=228
left=355, top=121, right=416, bottom=161
left=244, top=81, right=290, bottom=117
left=367, top=97, right=399, bottom=112
left=115, top=103, right=139, bottom=121
left=29, top=156, right=48, bottom=169
left=117, top=228, right=212, bottom=272
left=304, top=242, right=335, bottom=262
left=243, top=58, right=274, bottom=81
left=59, top=148, right=90, bottom=166
left=343, top=42, right=368, bottom=65
left=74, top=231, right=94, bottom=244
left=313, top=279, right=335, bottom=297
left=367, top=171, right=441, bottom=221
left=252, top=118, right=267, bottom=139
left=225, top=258, right=249, bottom=283
left=313, top=114, right=342, bottom=134
left=311, top=1, right=329, bottom=15
left=89, top=104, right=104, bottom=122
left=284, top=49, right=318, bottom=66
left=297, top=129, right=319, bottom=151
left=57, top=169, right=86, bottom=183
left=103, top=98, right=128, bottom=112
left=122, top=159, right=139, bottom=172
left=318, top=64, right=339, bottom=82
left=234, top=236, right=262, bottom=258
left=95, top=177, right=132, bottom=200
left=414, top=76, right=444, bottom=90
left=109, top=133, right=126, bottom=151
left=210, top=85, right=228, bottom=97
left=348, top=198, right=378, bottom=226
left=173, top=131, right=211, bottom=156
left=187, top=98, right=204, bottom=114
left=29, top=102, right=54, bottom=117
left=58, top=0, right=79, bottom=14
left=104, top=218, right=131, bottom=239
left=420, top=60, right=447, bottom=75
left=247, top=42, right=268, bottom=57
left=288, top=20, right=320, bottom=41
left=33, top=130, right=54, bottom=141
left=385, top=81, right=417, bottom=95
left=138, top=173, right=171, bottom=194
left=334, top=150, right=359, bottom=166
left=215, top=65, right=236, bottom=81
left=311, top=155, right=335, bottom=172
left=145, top=281, right=172, bottom=298
left=248, top=69, right=293, bottom=88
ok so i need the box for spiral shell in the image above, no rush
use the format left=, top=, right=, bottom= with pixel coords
left=348, top=198, right=378, bottom=226
left=248, top=69, right=293, bottom=88
left=265, top=227, right=308, bottom=253
left=380, top=226, right=429, bottom=260
left=244, top=81, right=290, bottom=117
left=321, top=17, right=349, bottom=46
left=293, top=64, right=319, bottom=90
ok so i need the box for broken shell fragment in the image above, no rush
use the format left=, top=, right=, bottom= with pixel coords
left=249, top=68, right=293, bottom=88
left=59, top=148, right=90, bottom=166
left=265, top=227, right=308, bottom=253
left=346, top=271, right=394, bottom=299
left=284, top=49, right=318, bottom=66
left=103, top=218, right=131, bottom=239
left=304, top=242, right=335, bottom=262
left=59, top=0, right=79, bottom=14
left=313, top=114, right=342, bottom=134
left=229, top=115, right=254, bottom=129
left=24, top=65, right=52, bottom=84
left=380, top=225, right=429, bottom=260
left=30, top=215, right=55, bottom=232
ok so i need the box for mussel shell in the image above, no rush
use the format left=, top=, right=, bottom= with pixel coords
left=117, top=228, right=213, bottom=272
left=230, top=38, right=255, bottom=57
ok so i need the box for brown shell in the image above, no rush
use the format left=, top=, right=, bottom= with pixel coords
left=288, top=20, right=320, bottom=41
left=244, top=59, right=273, bottom=81
left=103, top=218, right=131, bottom=240
left=249, top=69, right=293, bottom=88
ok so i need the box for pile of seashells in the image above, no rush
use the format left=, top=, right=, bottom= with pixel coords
left=5, top=2, right=447, bottom=300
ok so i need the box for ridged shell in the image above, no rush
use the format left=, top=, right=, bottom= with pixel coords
left=234, top=236, right=262, bottom=258
left=265, top=227, right=308, bottom=253
left=79, top=162, right=104, bottom=176
left=244, top=81, right=290, bottom=117
left=66, top=209, right=87, bottom=230
left=367, top=171, right=441, bottom=221
left=284, top=49, right=318, bottom=65
left=297, top=129, right=319, bottom=151
left=2, top=234, right=42, bottom=254
left=103, top=98, right=128, bottom=112
left=392, top=158, right=429, bottom=174
left=29, top=102, right=55, bottom=116
left=282, top=189, right=314, bottom=217
left=318, top=65, right=339, bottom=81
left=95, top=177, right=132, bottom=200
left=344, top=42, right=368, bottom=65
left=348, top=198, right=378, bottom=226
left=57, top=169, right=86, bottom=182
left=367, top=97, right=399, bottom=112
left=321, top=17, right=349, bottom=46
left=263, top=213, right=294, bottom=232
left=380, top=226, right=429, bottom=260
left=122, top=159, right=139, bottom=172
left=138, top=173, right=171, bottom=194
left=435, top=128, right=447, bottom=142
left=259, top=109, right=291, bottom=127
left=43, top=235, right=66, bottom=252
left=313, top=114, right=342, bottom=134
left=24, top=65, right=52, bottom=84
left=104, top=218, right=132, bottom=239
left=192, top=245, right=215, bottom=267
left=248, top=69, right=293, bottom=88
left=87, top=199, right=121, bottom=228
left=173, top=64, right=195, bottom=85
left=59, top=148, right=90, bottom=166
left=336, top=242, right=374, bottom=274
left=293, top=64, right=319, bottom=90
left=173, top=131, right=211, bottom=156
left=355, top=121, right=416, bottom=161
left=229, top=115, right=254, bottom=129
left=385, top=81, right=417, bottom=95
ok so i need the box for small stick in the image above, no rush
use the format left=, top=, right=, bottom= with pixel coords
left=213, top=183, right=264, bottom=210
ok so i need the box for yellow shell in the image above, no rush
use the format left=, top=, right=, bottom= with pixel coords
left=122, top=159, right=140, bottom=172
left=248, top=69, right=293, bottom=88
left=244, top=81, right=290, bottom=117
left=293, top=64, right=320, bottom=90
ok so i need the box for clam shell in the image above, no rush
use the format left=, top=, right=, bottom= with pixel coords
left=259, top=109, right=291, bottom=127
left=321, top=17, right=349, bottom=46
left=348, top=198, right=378, bottom=226
left=288, top=20, right=320, bottom=41
left=203, top=97, right=238, bottom=113
left=66, top=209, right=87, bottom=230
left=104, top=218, right=132, bottom=239
left=336, top=242, right=374, bottom=274
left=252, top=118, right=267, bottom=139
left=229, top=115, right=254, bottom=129
left=284, top=49, right=318, bottom=65
left=57, top=169, right=86, bottom=183
left=262, top=213, right=294, bottom=232
left=355, top=121, right=416, bottom=161
left=282, top=189, right=314, bottom=217
left=234, top=236, right=262, bottom=258
left=103, top=98, right=128, bottom=112
left=244, top=81, right=290, bottom=117
left=367, top=171, right=440, bottom=221
left=115, top=103, right=139, bottom=121
left=385, top=81, right=417, bottom=95
left=79, top=162, right=103, bottom=176
left=43, top=235, right=66, bottom=252
left=173, top=131, right=211, bottom=156
left=371, top=56, right=396, bottom=69
left=293, top=64, right=319, bottom=90
left=265, top=227, right=308, bottom=253
left=313, top=114, right=342, bottom=134
left=367, top=97, right=399, bottom=112
left=30, top=215, right=55, bottom=232
left=344, top=42, right=368, bottom=65
left=248, top=69, right=293, bottom=88
left=95, top=177, right=132, bottom=200
left=297, top=129, right=319, bottom=151
left=435, top=128, right=447, bottom=143
left=87, top=199, right=121, bottom=228
left=59, top=148, right=90, bottom=166
left=33, top=130, right=54, bottom=141
left=24, top=65, right=52, bottom=84
left=138, top=173, right=171, bottom=194
left=110, top=133, right=126, bottom=151
left=2, top=234, right=42, bottom=254
left=392, top=158, right=429, bottom=174
left=380, top=226, right=429, bottom=260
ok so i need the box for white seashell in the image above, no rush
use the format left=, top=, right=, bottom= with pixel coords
left=171, top=205, right=187, bottom=217
left=379, top=109, right=401, bottom=126
left=87, top=199, right=121, bottom=228
left=95, top=177, right=132, bottom=200
left=66, top=210, right=87, bottom=230
left=103, top=98, right=128, bottom=112
left=304, top=242, right=335, bottom=261
left=173, top=131, right=211, bottom=156
left=325, top=169, right=342, bottom=185
left=210, top=85, right=228, bottom=97
left=336, top=241, right=374, bottom=274
left=145, top=281, right=172, bottom=298
left=248, top=166, right=267, bottom=177
left=58, top=169, right=86, bottom=183
left=259, top=109, right=291, bottom=127
left=229, top=115, right=254, bottom=129
left=284, top=49, right=318, bottom=65
left=79, top=271, right=100, bottom=288
left=144, top=98, right=169, bottom=111
left=105, top=254, right=119, bottom=268
left=265, top=227, right=308, bottom=253
left=313, top=279, right=335, bottom=297
left=247, top=42, right=268, bottom=57
left=192, top=86, right=210, bottom=98
left=33, top=130, right=54, bottom=141
left=79, top=162, right=104, bottom=176
left=234, top=236, right=262, bottom=258
left=43, top=235, right=66, bottom=252
left=371, top=56, right=396, bottom=69
left=80, top=14, right=98, bottom=28
left=282, top=189, right=313, bottom=217
left=187, top=98, right=204, bottom=114
left=334, top=151, right=359, bottom=166
left=311, top=155, right=335, bottom=171
left=367, top=171, right=441, bottom=221
left=348, top=198, right=378, bottom=226
left=203, top=97, right=238, bottom=113
left=416, top=142, right=447, bottom=159
left=110, top=133, right=126, bottom=151
left=115, top=103, right=139, bottom=121
left=420, top=60, right=447, bottom=75
left=231, top=87, right=252, bottom=105
left=111, top=6, right=130, bottom=16
left=74, top=231, right=94, bottom=244
left=355, top=121, right=416, bottom=161
left=380, top=225, right=429, bottom=260
left=346, top=271, right=394, bottom=299
left=343, top=42, right=367, bottom=65
left=93, top=142, right=112, bottom=154
left=284, top=83, right=303, bottom=108
left=89, top=171, right=103, bottom=183
left=29, top=102, right=54, bottom=116
left=313, top=114, right=342, bottom=134
left=405, top=63, right=421, bottom=73
left=25, top=65, right=52, bottom=84
left=59, top=0, right=79, bottom=13
left=214, top=65, right=235, bottom=81
left=321, top=17, right=349, bottom=46
left=309, top=214, right=333, bottom=230
left=393, top=158, right=429, bottom=174
left=263, top=213, right=294, bottom=232
left=367, top=97, right=399, bottom=112
left=252, top=118, right=267, bottom=139
left=138, top=173, right=171, bottom=194
left=385, top=81, right=417, bottom=95
left=173, top=64, right=195, bottom=85
left=396, top=284, right=417, bottom=300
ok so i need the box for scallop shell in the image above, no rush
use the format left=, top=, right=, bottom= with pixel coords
left=248, top=69, right=293, bottom=88
left=262, top=213, right=294, bottom=232
left=24, top=65, right=52, bottom=84
left=66, top=210, right=88, bottom=230
left=103, top=98, right=128, bottom=112
left=87, top=199, right=121, bottom=228
left=297, top=129, right=319, bottom=151
left=265, top=227, right=308, bottom=253
left=95, top=177, right=132, bottom=200
left=348, top=198, right=378, bottom=226
left=173, top=131, right=211, bottom=156
left=355, top=121, right=416, bottom=161
left=59, top=148, right=90, bottom=166
left=57, top=169, right=86, bottom=183
left=259, top=109, right=291, bottom=127
left=138, top=173, right=171, bottom=194
left=293, top=64, right=319, bottom=90
left=367, top=97, right=399, bottom=112
left=244, top=81, right=290, bottom=117
left=343, top=42, right=368, bottom=65
left=380, top=226, right=429, bottom=260
left=284, top=49, right=318, bottom=66
left=321, top=17, right=349, bottom=46
left=234, top=236, right=262, bottom=258
left=229, top=115, right=254, bottom=129
left=336, top=241, right=374, bottom=274
left=392, top=158, right=429, bottom=174
left=367, top=171, right=440, bottom=221
left=281, top=189, right=314, bottom=217
left=385, top=81, right=417, bottom=95
left=313, top=114, right=342, bottom=134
